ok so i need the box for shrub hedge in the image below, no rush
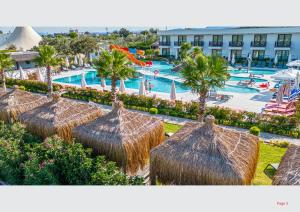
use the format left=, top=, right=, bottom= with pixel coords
left=5, top=79, right=300, bottom=138
left=0, top=122, right=144, bottom=185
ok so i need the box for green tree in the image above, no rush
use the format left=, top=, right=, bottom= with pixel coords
left=118, top=28, right=131, bottom=38
left=34, top=45, right=59, bottom=97
left=0, top=53, right=14, bottom=91
left=69, top=31, right=78, bottom=39
left=179, top=42, right=192, bottom=59
left=181, top=53, right=229, bottom=122
left=93, top=49, right=135, bottom=102
left=70, top=36, right=97, bottom=57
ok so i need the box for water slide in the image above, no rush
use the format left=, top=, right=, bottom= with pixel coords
left=110, top=45, right=146, bottom=66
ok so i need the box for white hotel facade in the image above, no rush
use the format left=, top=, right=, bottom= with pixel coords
left=158, top=27, right=300, bottom=67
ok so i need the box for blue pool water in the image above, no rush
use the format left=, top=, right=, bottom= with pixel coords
left=230, top=68, right=276, bottom=75
left=54, top=71, right=259, bottom=94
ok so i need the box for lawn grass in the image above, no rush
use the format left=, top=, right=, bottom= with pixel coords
left=163, top=122, right=287, bottom=185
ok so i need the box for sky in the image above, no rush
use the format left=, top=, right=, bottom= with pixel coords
left=0, top=27, right=177, bottom=35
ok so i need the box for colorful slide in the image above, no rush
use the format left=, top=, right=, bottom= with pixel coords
left=110, top=45, right=146, bottom=67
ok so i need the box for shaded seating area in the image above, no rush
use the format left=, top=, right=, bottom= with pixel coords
left=73, top=101, right=165, bottom=175
left=19, top=94, right=102, bottom=141
left=0, top=86, right=48, bottom=123
left=272, top=144, right=300, bottom=185
left=150, top=115, right=260, bottom=185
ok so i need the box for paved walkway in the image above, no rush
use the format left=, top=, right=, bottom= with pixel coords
left=96, top=103, right=300, bottom=145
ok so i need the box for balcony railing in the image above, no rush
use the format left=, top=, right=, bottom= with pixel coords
left=251, top=41, right=266, bottom=47
left=174, top=41, right=187, bottom=46
left=275, top=41, right=291, bottom=48
left=159, top=41, right=171, bottom=46
left=209, top=41, right=223, bottom=47
left=229, top=41, right=243, bottom=47
left=191, top=41, right=204, bottom=47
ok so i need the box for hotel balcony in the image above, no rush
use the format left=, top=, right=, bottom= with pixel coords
left=275, top=41, right=291, bottom=48
left=250, top=41, right=266, bottom=47
left=229, top=41, right=243, bottom=47
left=209, top=41, right=223, bottom=47
left=174, top=41, right=187, bottom=46
left=159, top=41, right=171, bottom=46
left=191, top=41, right=204, bottom=47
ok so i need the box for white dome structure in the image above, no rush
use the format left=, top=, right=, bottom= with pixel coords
left=0, top=26, right=42, bottom=51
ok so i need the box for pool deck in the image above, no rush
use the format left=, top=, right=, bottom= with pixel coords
left=9, top=67, right=278, bottom=113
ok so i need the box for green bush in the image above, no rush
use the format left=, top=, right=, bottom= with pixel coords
left=249, top=126, right=260, bottom=136
left=0, top=122, right=144, bottom=185
left=269, top=140, right=290, bottom=148
left=18, top=85, right=26, bottom=91
left=149, top=108, right=158, bottom=114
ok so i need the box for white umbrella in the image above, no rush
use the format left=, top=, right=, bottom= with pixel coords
left=231, top=53, right=235, bottom=65
left=227, top=51, right=231, bottom=62
left=271, top=69, right=297, bottom=81
left=294, top=72, right=300, bottom=90
left=170, top=80, right=176, bottom=101
left=274, top=54, right=278, bottom=65
left=283, top=83, right=291, bottom=97
left=119, top=79, right=126, bottom=93
left=288, top=53, right=292, bottom=63
left=101, top=78, right=106, bottom=89
left=81, top=72, right=87, bottom=88
left=139, top=80, right=146, bottom=96
left=74, top=55, right=78, bottom=65
left=79, top=56, right=84, bottom=67
left=36, top=68, right=44, bottom=82
left=19, top=65, right=25, bottom=80
left=276, top=85, right=284, bottom=104
left=65, top=57, right=70, bottom=68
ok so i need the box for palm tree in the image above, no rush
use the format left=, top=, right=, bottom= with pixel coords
left=181, top=52, right=229, bottom=122
left=34, top=45, right=58, bottom=97
left=179, top=42, right=192, bottom=59
left=93, top=49, right=135, bottom=102
left=0, top=53, right=14, bottom=92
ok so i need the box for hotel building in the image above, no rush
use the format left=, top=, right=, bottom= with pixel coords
left=158, top=27, right=300, bottom=67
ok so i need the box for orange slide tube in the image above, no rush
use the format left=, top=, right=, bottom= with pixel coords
left=110, top=45, right=146, bottom=66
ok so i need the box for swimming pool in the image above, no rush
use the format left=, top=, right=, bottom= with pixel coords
left=230, top=68, right=276, bottom=75
left=54, top=71, right=259, bottom=94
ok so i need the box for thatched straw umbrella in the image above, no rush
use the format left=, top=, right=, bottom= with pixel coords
left=19, top=94, right=102, bottom=141
left=73, top=101, right=165, bottom=174
left=0, top=86, right=48, bottom=123
left=273, top=144, right=300, bottom=185
left=150, top=115, right=259, bottom=185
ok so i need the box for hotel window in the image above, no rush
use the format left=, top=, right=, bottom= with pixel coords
left=275, top=50, right=289, bottom=61
left=232, top=35, right=243, bottom=43
left=161, top=48, right=170, bottom=56
left=278, top=34, right=291, bottom=43
left=212, top=35, right=223, bottom=43
left=231, top=50, right=242, bottom=58
left=212, top=49, right=222, bottom=56
left=252, top=50, right=265, bottom=59
left=178, top=35, right=187, bottom=43
left=254, top=34, right=267, bottom=43
left=194, top=35, right=203, bottom=42
left=161, top=36, right=170, bottom=42
left=277, top=34, right=292, bottom=46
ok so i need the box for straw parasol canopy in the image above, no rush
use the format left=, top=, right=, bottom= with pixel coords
left=0, top=86, right=48, bottom=123
left=150, top=115, right=260, bottom=185
left=273, top=144, right=300, bottom=185
left=19, top=95, right=102, bottom=141
left=119, top=79, right=126, bottom=93
left=73, top=101, right=165, bottom=174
